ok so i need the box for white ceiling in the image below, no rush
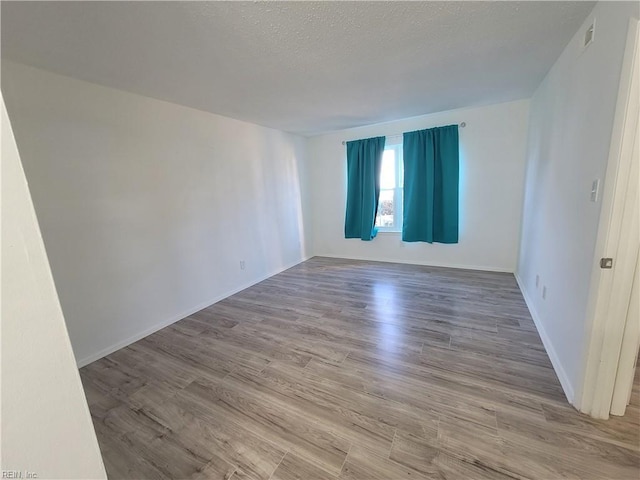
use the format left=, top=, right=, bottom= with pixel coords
left=2, top=1, right=595, bottom=136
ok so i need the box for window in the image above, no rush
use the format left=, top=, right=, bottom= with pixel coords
left=375, top=142, right=403, bottom=232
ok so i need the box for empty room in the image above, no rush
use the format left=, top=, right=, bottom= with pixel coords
left=2, top=1, right=639, bottom=479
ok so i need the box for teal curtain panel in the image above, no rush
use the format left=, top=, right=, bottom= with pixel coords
left=402, top=125, right=459, bottom=243
left=344, top=136, right=386, bottom=240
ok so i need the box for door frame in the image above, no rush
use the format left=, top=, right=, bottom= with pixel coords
left=578, top=18, right=640, bottom=420
left=611, top=251, right=639, bottom=415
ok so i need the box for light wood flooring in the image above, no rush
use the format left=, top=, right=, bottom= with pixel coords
left=80, top=257, right=640, bottom=479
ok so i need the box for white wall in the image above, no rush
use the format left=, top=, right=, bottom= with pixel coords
left=306, top=100, right=530, bottom=272
left=1, top=93, right=106, bottom=479
left=517, top=1, right=639, bottom=402
left=2, top=61, right=309, bottom=366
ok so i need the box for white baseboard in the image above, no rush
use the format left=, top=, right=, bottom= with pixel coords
left=315, top=253, right=513, bottom=273
left=76, top=256, right=310, bottom=368
left=515, top=273, right=575, bottom=403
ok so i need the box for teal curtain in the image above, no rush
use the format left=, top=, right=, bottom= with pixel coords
left=344, top=136, right=386, bottom=240
left=402, top=125, right=459, bottom=243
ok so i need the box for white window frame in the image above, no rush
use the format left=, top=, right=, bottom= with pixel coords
left=376, top=141, right=403, bottom=233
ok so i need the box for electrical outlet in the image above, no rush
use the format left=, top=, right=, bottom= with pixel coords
left=542, top=286, right=547, bottom=300
left=584, top=20, right=595, bottom=48
left=590, top=179, right=600, bottom=202
left=535, top=275, right=539, bottom=288
left=240, top=260, right=245, bottom=270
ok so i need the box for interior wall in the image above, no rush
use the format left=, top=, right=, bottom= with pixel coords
left=306, top=100, right=530, bottom=272
left=516, top=1, right=640, bottom=402
left=2, top=61, right=310, bottom=366
left=1, top=93, right=106, bottom=479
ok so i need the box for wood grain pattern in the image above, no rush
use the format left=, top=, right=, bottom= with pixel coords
left=80, top=257, right=640, bottom=479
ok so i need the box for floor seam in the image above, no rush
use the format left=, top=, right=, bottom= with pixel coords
left=267, top=449, right=288, bottom=480
left=388, top=428, right=398, bottom=459
left=338, top=442, right=354, bottom=475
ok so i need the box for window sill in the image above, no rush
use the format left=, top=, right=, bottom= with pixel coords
left=377, top=230, right=401, bottom=234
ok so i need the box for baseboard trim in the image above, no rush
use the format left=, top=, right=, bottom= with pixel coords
left=76, top=256, right=311, bottom=368
left=314, top=253, right=513, bottom=273
left=515, top=273, right=575, bottom=403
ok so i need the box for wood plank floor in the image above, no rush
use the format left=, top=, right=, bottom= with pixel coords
left=80, top=257, right=640, bottom=479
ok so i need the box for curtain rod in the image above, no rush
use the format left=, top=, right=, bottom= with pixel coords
left=341, top=122, right=466, bottom=145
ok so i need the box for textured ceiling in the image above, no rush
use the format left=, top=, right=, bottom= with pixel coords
left=1, top=1, right=595, bottom=135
